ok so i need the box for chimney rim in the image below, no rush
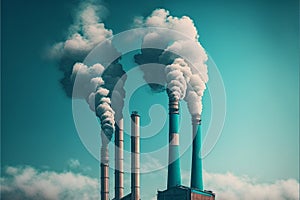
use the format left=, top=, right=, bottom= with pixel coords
left=131, top=111, right=140, bottom=117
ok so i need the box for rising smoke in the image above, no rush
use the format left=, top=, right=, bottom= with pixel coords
left=101, top=61, right=127, bottom=121
left=49, top=2, right=113, bottom=97
left=135, top=9, right=208, bottom=114
left=71, top=62, right=115, bottom=140
left=165, top=58, right=191, bottom=101
left=134, top=9, right=208, bottom=114
left=71, top=63, right=104, bottom=102
left=51, top=4, right=208, bottom=135
left=94, top=87, right=115, bottom=141
left=50, top=1, right=126, bottom=140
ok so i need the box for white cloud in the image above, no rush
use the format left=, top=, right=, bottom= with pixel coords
left=1, top=166, right=99, bottom=200
left=169, top=169, right=299, bottom=200
left=204, top=171, right=299, bottom=200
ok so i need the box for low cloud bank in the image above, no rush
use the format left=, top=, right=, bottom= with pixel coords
left=1, top=166, right=99, bottom=200
left=204, top=171, right=299, bottom=200
left=1, top=165, right=299, bottom=200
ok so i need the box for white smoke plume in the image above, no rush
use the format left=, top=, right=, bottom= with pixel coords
left=93, top=87, right=115, bottom=141
left=185, top=90, right=203, bottom=114
left=50, top=2, right=112, bottom=60
left=49, top=1, right=113, bottom=97
left=184, top=74, right=206, bottom=114
left=71, top=62, right=115, bottom=140
left=101, top=62, right=127, bottom=121
left=134, top=9, right=208, bottom=114
left=134, top=9, right=198, bottom=41
left=49, top=1, right=127, bottom=138
left=165, top=58, right=191, bottom=101
left=71, top=63, right=105, bottom=101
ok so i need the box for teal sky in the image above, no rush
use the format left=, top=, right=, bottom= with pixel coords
left=1, top=0, right=299, bottom=198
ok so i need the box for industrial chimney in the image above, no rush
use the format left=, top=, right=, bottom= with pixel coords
left=115, top=118, right=124, bottom=199
left=167, top=98, right=182, bottom=188
left=158, top=113, right=215, bottom=200
left=100, top=132, right=110, bottom=200
left=131, top=111, right=140, bottom=200
left=190, top=114, right=204, bottom=190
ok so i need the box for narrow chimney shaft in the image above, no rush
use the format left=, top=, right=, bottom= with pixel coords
left=190, top=114, right=204, bottom=190
left=100, top=132, right=110, bottom=200
left=131, top=111, right=140, bottom=200
left=167, top=99, right=182, bottom=188
left=115, top=118, right=124, bottom=199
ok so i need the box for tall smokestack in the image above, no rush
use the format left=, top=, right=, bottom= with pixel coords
left=167, top=99, right=182, bottom=188
left=115, top=118, right=124, bottom=199
left=131, top=111, right=140, bottom=200
left=190, top=114, right=204, bottom=190
left=100, top=132, right=110, bottom=200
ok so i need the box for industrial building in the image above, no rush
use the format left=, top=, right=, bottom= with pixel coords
left=157, top=186, right=215, bottom=200
left=101, top=93, right=215, bottom=200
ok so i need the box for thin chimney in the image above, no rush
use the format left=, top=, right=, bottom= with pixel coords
left=115, top=118, right=124, bottom=199
left=100, top=131, right=110, bottom=200
left=131, top=111, right=140, bottom=200
left=190, top=114, right=204, bottom=190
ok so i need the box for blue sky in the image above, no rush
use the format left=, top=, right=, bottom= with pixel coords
left=1, top=0, right=299, bottom=199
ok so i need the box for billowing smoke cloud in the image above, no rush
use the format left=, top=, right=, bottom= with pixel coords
left=70, top=62, right=115, bottom=140
left=71, top=63, right=105, bottom=101
left=165, top=58, right=191, bottom=101
left=93, top=87, right=115, bottom=141
left=101, top=62, right=127, bottom=121
left=134, top=9, right=208, bottom=114
left=134, top=9, right=198, bottom=40
left=49, top=1, right=127, bottom=138
left=185, top=74, right=207, bottom=114
left=49, top=1, right=113, bottom=97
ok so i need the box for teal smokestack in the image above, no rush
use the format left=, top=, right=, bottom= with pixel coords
left=190, top=114, right=204, bottom=190
left=167, top=99, right=182, bottom=188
